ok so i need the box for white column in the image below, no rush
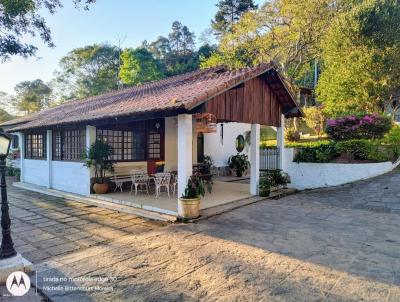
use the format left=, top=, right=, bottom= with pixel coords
left=46, top=130, right=52, bottom=188
left=177, top=114, right=193, bottom=211
left=18, top=132, right=25, bottom=183
left=86, top=125, right=96, bottom=195
left=276, top=114, right=285, bottom=171
left=250, top=124, right=260, bottom=195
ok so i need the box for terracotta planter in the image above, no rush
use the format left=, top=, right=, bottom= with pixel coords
left=178, top=197, right=201, bottom=219
left=93, top=182, right=108, bottom=194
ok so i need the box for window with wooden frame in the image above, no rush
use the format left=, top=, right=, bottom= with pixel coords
left=96, top=119, right=164, bottom=162
left=25, top=133, right=46, bottom=159
left=52, top=129, right=86, bottom=161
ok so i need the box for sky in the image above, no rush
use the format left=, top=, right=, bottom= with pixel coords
left=0, top=0, right=264, bottom=95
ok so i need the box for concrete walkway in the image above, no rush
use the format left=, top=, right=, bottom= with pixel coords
left=1, top=171, right=400, bottom=301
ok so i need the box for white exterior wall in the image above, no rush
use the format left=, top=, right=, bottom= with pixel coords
left=23, top=159, right=48, bottom=187
left=284, top=148, right=395, bottom=190
left=204, top=122, right=251, bottom=167
left=164, top=116, right=198, bottom=171
left=51, top=161, right=90, bottom=195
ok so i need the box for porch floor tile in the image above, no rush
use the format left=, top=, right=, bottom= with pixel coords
left=95, top=181, right=252, bottom=213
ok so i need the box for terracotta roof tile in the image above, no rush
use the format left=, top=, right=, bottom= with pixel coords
left=8, top=63, right=299, bottom=131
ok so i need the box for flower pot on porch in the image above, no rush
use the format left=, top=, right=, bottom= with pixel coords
left=93, top=182, right=109, bottom=194
left=178, top=197, right=200, bottom=219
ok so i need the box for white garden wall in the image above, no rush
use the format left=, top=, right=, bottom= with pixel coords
left=204, top=122, right=251, bottom=167
left=284, top=148, right=395, bottom=190
left=51, top=161, right=90, bottom=196
left=23, top=159, right=49, bottom=187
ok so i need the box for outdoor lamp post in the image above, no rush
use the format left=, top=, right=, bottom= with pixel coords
left=0, top=131, right=16, bottom=259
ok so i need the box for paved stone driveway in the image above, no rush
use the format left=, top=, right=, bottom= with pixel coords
left=1, top=170, right=400, bottom=301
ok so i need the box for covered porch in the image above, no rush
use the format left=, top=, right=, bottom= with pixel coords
left=92, top=180, right=252, bottom=216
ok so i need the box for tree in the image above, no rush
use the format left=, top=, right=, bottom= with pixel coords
left=0, top=0, right=95, bottom=60
left=0, top=108, right=13, bottom=123
left=53, top=44, right=120, bottom=100
left=149, top=36, right=171, bottom=60
left=203, top=0, right=336, bottom=83
left=316, top=0, right=400, bottom=117
left=12, top=79, right=52, bottom=114
left=211, top=0, right=258, bottom=36
left=148, top=21, right=200, bottom=77
left=302, top=106, right=325, bottom=137
left=119, top=48, right=164, bottom=86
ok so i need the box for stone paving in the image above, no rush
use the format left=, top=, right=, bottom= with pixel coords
left=0, top=170, right=400, bottom=301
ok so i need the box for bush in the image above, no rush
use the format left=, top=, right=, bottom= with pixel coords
left=285, top=128, right=300, bottom=142
left=336, top=139, right=390, bottom=162
left=336, top=139, right=372, bottom=160
left=383, top=125, right=400, bottom=144
left=326, top=113, right=391, bottom=141
left=294, top=143, right=338, bottom=163
left=260, top=139, right=331, bottom=149
left=267, top=169, right=291, bottom=187
left=259, top=173, right=271, bottom=197
left=6, top=166, right=20, bottom=180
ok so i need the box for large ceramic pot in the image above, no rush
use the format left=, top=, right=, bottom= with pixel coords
left=178, top=197, right=201, bottom=219
left=93, top=182, right=108, bottom=194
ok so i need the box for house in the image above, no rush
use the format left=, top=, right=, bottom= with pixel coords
left=4, top=63, right=300, bottom=215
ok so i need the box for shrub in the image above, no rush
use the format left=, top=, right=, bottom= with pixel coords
left=336, top=139, right=390, bottom=162
left=268, top=169, right=290, bottom=187
left=259, top=173, right=271, bottom=197
left=335, top=139, right=372, bottom=160
left=326, top=113, right=391, bottom=141
left=294, top=143, right=338, bottom=163
left=285, top=128, right=300, bottom=142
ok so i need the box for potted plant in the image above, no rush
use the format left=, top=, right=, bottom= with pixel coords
left=266, top=169, right=291, bottom=191
left=84, top=139, right=114, bottom=194
left=178, top=173, right=212, bottom=219
left=228, top=153, right=250, bottom=177
left=259, top=173, right=271, bottom=197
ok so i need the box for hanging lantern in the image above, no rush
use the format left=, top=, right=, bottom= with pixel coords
left=194, top=113, right=217, bottom=133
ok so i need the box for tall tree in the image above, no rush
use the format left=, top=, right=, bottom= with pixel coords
left=0, top=0, right=95, bottom=60
left=53, top=44, right=120, bottom=100
left=119, top=48, right=164, bottom=86
left=211, top=0, right=258, bottom=36
left=203, top=0, right=336, bottom=83
left=12, top=79, right=52, bottom=114
left=148, top=21, right=199, bottom=77
left=316, top=0, right=400, bottom=117
left=149, top=36, right=171, bottom=60
left=0, top=108, right=13, bottom=123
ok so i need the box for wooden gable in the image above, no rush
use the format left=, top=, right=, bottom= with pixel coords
left=202, top=76, right=283, bottom=127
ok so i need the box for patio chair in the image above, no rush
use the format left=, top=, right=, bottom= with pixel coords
left=130, top=170, right=150, bottom=196
left=112, top=174, right=131, bottom=193
left=154, top=172, right=171, bottom=198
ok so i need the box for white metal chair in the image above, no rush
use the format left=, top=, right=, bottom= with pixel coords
left=112, top=174, right=131, bottom=192
left=154, top=172, right=171, bottom=198
left=130, top=170, right=150, bottom=196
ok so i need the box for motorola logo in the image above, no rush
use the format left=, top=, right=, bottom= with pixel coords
left=6, top=271, right=31, bottom=296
